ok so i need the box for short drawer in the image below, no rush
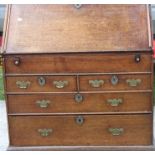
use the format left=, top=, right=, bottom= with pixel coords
left=4, top=53, right=152, bottom=74
left=7, top=92, right=152, bottom=114
left=6, top=76, right=76, bottom=92
left=79, top=74, right=151, bottom=91
left=9, top=114, right=152, bottom=146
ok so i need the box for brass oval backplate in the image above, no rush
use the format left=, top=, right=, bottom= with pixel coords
left=75, top=116, right=84, bottom=125
left=74, top=93, right=83, bottom=103
left=38, top=76, right=46, bottom=86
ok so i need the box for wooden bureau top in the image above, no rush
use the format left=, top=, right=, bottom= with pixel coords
left=1, top=4, right=153, bottom=54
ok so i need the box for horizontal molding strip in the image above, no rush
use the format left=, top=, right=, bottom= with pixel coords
left=5, top=72, right=152, bottom=77
left=3, top=49, right=153, bottom=55
left=7, top=145, right=155, bottom=151
left=8, top=111, right=152, bottom=116
left=6, top=90, right=152, bottom=95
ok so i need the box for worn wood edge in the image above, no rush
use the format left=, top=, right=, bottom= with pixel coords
left=6, top=90, right=153, bottom=95
left=147, top=5, right=153, bottom=48
left=5, top=72, right=152, bottom=76
left=8, top=111, right=152, bottom=116
left=1, top=5, right=11, bottom=54
left=4, top=49, right=153, bottom=55
left=2, top=39, right=11, bottom=147
left=7, top=145, right=155, bottom=151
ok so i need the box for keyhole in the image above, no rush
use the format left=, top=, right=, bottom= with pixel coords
left=38, top=77, right=46, bottom=86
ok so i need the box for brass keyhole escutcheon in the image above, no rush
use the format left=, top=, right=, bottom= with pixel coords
left=111, top=75, right=119, bottom=85
left=75, top=116, right=84, bottom=125
left=38, top=76, right=46, bottom=86
left=74, top=93, right=83, bottom=103
left=74, top=4, right=82, bottom=9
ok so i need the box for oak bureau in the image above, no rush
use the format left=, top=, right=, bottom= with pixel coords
left=0, top=4, right=154, bottom=150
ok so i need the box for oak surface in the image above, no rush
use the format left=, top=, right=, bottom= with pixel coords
left=9, top=114, right=152, bottom=146
left=5, top=53, right=152, bottom=74
left=7, top=92, right=152, bottom=113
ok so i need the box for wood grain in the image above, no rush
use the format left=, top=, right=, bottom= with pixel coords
left=6, top=75, right=77, bottom=92
left=5, top=53, right=152, bottom=73
left=5, top=5, right=151, bottom=53
left=7, top=92, right=152, bottom=113
left=9, top=114, right=152, bottom=146
left=80, top=74, right=151, bottom=91
left=2, top=4, right=153, bottom=150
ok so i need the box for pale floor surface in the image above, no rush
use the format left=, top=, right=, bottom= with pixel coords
left=0, top=100, right=155, bottom=151
left=0, top=101, right=9, bottom=151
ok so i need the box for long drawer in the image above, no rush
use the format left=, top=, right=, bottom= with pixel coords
left=9, top=114, right=152, bottom=146
left=4, top=53, right=152, bottom=74
left=7, top=92, right=152, bottom=113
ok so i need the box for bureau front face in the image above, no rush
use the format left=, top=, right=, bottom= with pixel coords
left=1, top=4, right=154, bottom=150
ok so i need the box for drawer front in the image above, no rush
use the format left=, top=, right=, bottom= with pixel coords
left=7, top=5, right=149, bottom=53
left=5, top=54, right=151, bottom=74
left=9, top=114, right=152, bottom=146
left=6, top=76, right=76, bottom=92
left=7, top=92, right=152, bottom=113
left=80, top=74, right=151, bottom=91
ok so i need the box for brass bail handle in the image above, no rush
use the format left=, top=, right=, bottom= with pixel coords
left=38, top=128, right=53, bottom=137
left=36, top=100, right=50, bottom=108
left=53, top=80, right=69, bottom=89
left=107, top=98, right=123, bottom=107
left=126, top=79, right=141, bottom=87
left=109, top=128, right=124, bottom=136
left=16, top=81, right=31, bottom=89
left=89, top=79, right=104, bottom=88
